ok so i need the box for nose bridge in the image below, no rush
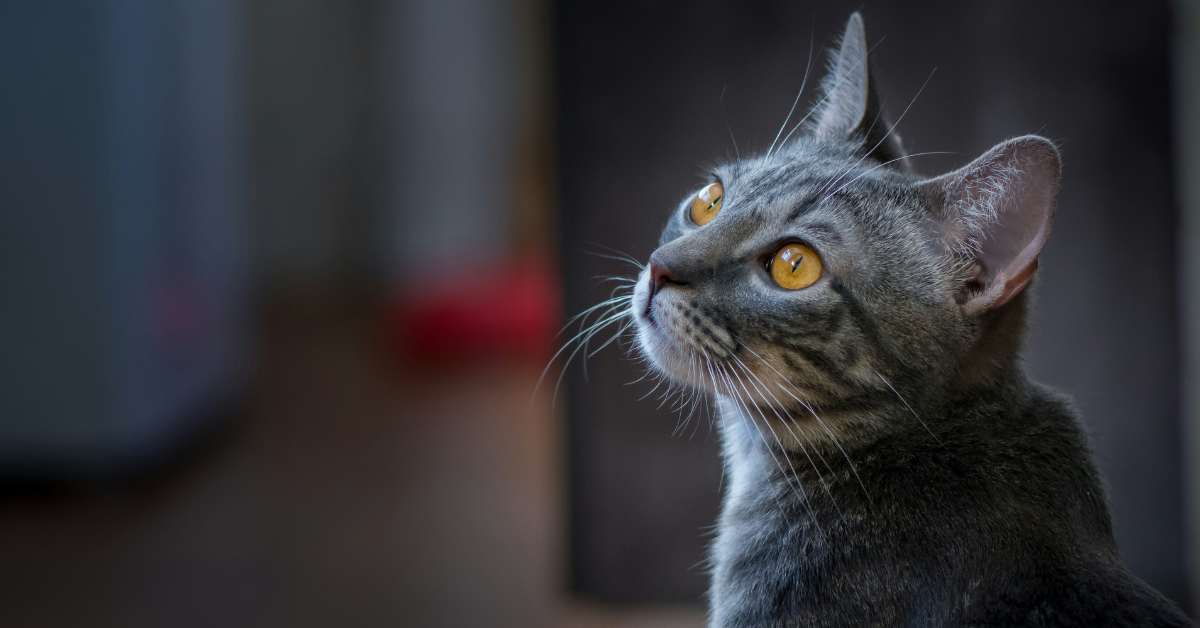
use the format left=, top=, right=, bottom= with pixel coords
left=653, top=195, right=774, bottom=285
left=651, top=229, right=724, bottom=285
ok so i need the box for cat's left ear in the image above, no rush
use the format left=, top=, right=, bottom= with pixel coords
left=813, top=13, right=906, bottom=167
left=922, top=135, right=1061, bottom=314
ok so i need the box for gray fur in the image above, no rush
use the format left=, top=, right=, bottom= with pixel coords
left=627, top=13, right=1191, bottom=627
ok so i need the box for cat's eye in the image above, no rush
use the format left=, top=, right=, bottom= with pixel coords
left=769, top=243, right=822, bottom=290
left=690, top=183, right=723, bottom=226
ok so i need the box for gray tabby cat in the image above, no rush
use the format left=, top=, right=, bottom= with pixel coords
left=628, top=13, right=1191, bottom=627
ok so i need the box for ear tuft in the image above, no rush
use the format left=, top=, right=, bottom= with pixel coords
left=923, top=135, right=1060, bottom=312
left=813, top=13, right=906, bottom=166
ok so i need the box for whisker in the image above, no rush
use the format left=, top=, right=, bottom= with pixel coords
left=592, top=275, right=638, bottom=285
left=682, top=351, right=703, bottom=431
left=820, top=67, right=937, bottom=196
left=541, top=308, right=630, bottom=408
left=580, top=305, right=629, bottom=381
left=538, top=306, right=624, bottom=395
left=716, top=366, right=798, bottom=525
left=777, top=36, right=887, bottom=150
left=560, top=293, right=632, bottom=331
left=739, top=344, right=871, bottom=504
left=762, top=27, right=816, bottom=163
left=819, top=97, right=893, bottom=195
left=639, top=370, right=670, bottom=402
left=586, top=319, right=635, bottom=359
left=706, top=359, right=728, bottom=495
left=582, top=243, right=646, bottom=270
left=673, top=350, right=701, bottom=436
left=691, top=353, right=715, bottom=441
left=875, top=369, right=942, bottom=445
left=720, top=84, right=740, bottom=161
left=728, top=355, right=843, bottom=518
left=722, top=364, right=823, bottom=532
left=822, top=151, right=958, bottom=203
left=730, top=357, right=832, bottom=463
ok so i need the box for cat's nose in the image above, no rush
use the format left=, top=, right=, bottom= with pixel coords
left=648, top=255, right=684, bottom=299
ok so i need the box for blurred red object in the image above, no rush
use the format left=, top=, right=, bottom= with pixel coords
left=388, top=254, right=560, bottom=363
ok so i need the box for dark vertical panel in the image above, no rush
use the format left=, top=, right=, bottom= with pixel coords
left=0, top=2, right=114, bottom=448
left=558, top=0, right=1185, bottom=606
left=248, top=0, right=377, bottom=285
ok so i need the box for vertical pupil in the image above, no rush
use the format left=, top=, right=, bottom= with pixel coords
left=771, top=243, right=821, bottom=290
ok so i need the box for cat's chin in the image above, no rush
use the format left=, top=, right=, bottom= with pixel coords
left=632, top=313, right=701, bottom=386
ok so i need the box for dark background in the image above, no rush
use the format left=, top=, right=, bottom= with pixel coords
left=559, top=0, right=1186, bottom=606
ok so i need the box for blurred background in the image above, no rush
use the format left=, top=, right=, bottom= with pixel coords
left=0, top=0, right=1198, bottom=626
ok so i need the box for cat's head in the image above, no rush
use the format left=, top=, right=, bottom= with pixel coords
left=630, top=13, right=1060, bottom=442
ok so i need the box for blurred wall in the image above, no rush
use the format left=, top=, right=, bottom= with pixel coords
left=382, top=0, right=517, bottom=278
left=0, top=0, right=553, bottom=468
left=382, top=0, right=553, bottom=280
left=559, top=0, right=1187, bottom=606
left=248, top=0, right=377, bottom=289
left=0, top=0, right=248, bottom=476
left=249, top=0, right=551, bottom=291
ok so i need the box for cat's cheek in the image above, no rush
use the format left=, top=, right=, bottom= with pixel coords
left=634, top=322, right=675, bottom=376
left=632, top=306, right=697, bottom=383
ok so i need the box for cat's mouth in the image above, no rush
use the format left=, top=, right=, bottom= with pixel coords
left=632, top=265, right=741, bottom=387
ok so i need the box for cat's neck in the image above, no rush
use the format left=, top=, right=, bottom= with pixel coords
left=951, top=289, right=1032, bottom=390
left=715, top=394, right=902, bottom=470
left=715, top=359, right=1031, bottom=492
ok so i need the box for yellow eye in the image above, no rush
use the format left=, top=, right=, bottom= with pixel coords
left=770, top=243, right=822, bottom=290
left=690, top=183, right=723, bottom=225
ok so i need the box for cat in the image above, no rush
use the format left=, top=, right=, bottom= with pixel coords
left=623, top=12, right=1192, bottom=628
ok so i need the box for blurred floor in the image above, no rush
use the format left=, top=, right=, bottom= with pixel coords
left=0, top=296, right=702, bottom=628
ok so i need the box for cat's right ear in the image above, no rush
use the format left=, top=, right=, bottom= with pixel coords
left=922, top=136, right=1060, bottom=314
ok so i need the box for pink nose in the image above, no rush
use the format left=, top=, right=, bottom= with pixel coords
left=648, top=256, right=680, bottom=297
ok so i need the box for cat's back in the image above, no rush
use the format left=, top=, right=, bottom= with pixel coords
left=858, top=383, right=1190, bottom=626
left=715, top=384, right=1190, bottom=627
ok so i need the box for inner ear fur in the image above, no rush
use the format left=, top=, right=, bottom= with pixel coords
left=922, top=135, right=1061, bottom=314
left=813, top=12, right=907, bottom=168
